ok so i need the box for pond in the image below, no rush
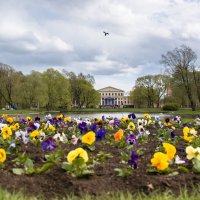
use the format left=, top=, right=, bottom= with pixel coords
left=63, top=112, right=170, bottom=120
left=9, top=112, right=172, bottom=121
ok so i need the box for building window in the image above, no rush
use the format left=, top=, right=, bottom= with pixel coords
left=109, top=93, right=110, bottom=96
left=102, top=93, right=104, bottom=96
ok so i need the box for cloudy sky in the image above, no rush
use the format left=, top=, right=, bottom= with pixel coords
left=1, top=0, right=200, bottom=92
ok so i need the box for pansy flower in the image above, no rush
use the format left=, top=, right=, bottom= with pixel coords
left=71, top=135, right=79, bottom=145
left=126, top=134, right=137, bottom=145
left=128, top=151, right=139, bottom=169
left=30, top=130, right=40, bottom=141
left=186, top=146, right=200, bottom=161
left=53, top=133, right=66, bottom=143
left=2, top=126, right=12, bottom=139
left=2, top=114, right=8, bottom=119
left=151, top=152, right=169, bottom=171
left=128, top=113, right=136, bottom=119
left=183, top=127, right=196, bottom=142
left=82, top=131, right=96, bottom=145
left=26, top=116, right=32, bottom=122
left=67, top=147, right=88, bottom=163
left=143, top=113, right=151, bottom=120
left=163, top=142, right=176, bottom=160
left=95, top=129, right=106, bottom=141
left=127, top=122, right=135, bottom=130
left=34, top=116, right=40, bottom=122
left=41, top=137, right=56, bottom=151
left=122, top=117, right=129, bottom=123
left=7, top=117, right=14, bottom=124
left=0, top=148, right=6, bottom=163
left=78, top=121, right=88, bottom=134
left=64, top=117, right=70, bottom=123
left=114, top=129, right=124, bottom=141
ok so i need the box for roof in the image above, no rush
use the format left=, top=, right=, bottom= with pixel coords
left=97, top=86, right=124, bottom=92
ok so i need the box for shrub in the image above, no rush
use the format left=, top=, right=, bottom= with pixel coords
left=162, top=103, right=179, bottom=111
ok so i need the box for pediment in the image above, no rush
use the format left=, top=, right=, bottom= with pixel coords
left=97, top=86, right=124, bottom=92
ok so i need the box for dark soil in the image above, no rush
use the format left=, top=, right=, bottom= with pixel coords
left=0, top=126, right=200, bottom=199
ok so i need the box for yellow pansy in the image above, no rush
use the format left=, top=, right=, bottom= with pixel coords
left=7, top=117, right=14, bottom=124
left=64, top=117, right=70, bottom=123
left=151, top=152, right=169, bottom=171
left=163, top=142, right=176, bottom=160
left=122, top=117, right=129, bottom=123
left=0, top=149, right=6, bottom=163
left=143, top=113, right=151, bottom=120
left=82, top=131, right=96, bottom=145
left=11, top=123, right=20, bottom=131
left=2, top=126, right=12, bottom=139
left=183, top=127, right=195, bottom=142
left=56, top=114, right=63, bottom=120
left=186, top=146, right=197, bottom=160
left=26, top=116, right=32, bottom=122
left=127, top=122, right=135, bottom=130
left=67, top=147, right=88, bottom=163
left=2, top=114, right=8, bottom=119
left=48, top=125, right=56, bottom=132
left=30, top=130, right=39, bottom=141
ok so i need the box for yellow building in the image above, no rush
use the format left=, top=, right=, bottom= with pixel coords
left=97, top=86, right=130, bottom=107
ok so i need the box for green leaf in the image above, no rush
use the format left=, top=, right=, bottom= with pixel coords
left=178, top=166, right=190, bottom=173
left=62, top=162, right=73, bottom=171
left=72, top=157, right=85, bottom=166
left=12, top=168, right=25, bottom=175
left=35, top=162, right=54, bottom=174
left=192, top=158, right=200, bottom=173
left=87, top=145, right=96, bottom=151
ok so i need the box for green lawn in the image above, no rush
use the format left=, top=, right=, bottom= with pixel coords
left=0, top=107, right=200, bottom=115
left=0, top=187, right=200, bottom=200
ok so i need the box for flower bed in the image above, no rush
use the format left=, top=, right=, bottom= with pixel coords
left=0, top=113, right=200, bottom=199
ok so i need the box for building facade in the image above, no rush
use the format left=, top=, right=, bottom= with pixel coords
left=97, top=86, right=130, bottom=107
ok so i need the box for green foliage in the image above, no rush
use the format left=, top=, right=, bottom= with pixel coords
left=62, top=157, right=94, bottom=177
left=162, top=103, right=179, bottom=111
left=114, top=167, right=133, bottom=177
left=96, top=151, right=113, bottom=162
left=192, top=158, right=200, bottom=173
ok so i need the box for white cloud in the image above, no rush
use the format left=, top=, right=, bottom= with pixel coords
left=1, top=0, right=200, bottom=91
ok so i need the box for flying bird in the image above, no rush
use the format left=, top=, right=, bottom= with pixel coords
left=103, top=31, right=109, bottom=36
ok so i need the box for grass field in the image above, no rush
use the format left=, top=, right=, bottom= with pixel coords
left=1, top=187, right=200, bottom=200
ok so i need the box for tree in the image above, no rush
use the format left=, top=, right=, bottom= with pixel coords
left=15, top=71, right=48, bottom=109
left=129, top=86, right=147, bottom=108
left=153, top=74, right=170, bottom=108
left=42, top=68, right=71, bottom=110
left=135, top=75, right=156, bottom=108
left=63, top=70, right=100, bottom=108
left=161, top=45, right=197, bottom=110
left=0, top=63, right=21, bottom=108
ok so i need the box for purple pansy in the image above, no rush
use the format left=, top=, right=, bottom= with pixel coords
left=41, top=137, right=56, bottom=151
left=78, top=121, right=88, bottom=133
left=95, top=129, right=106, bottom=141
left=126, top=134, right=138, bottom=145
left=128, top=113, right=136, bottom=119
left=29, top=122, right=37, bottom=130
left=128, top=151, right=139, bottom=169
left=113, top=118, right=120, bottom=126
left=171, top=131, right=175, bottom=140
left=90, top=123, right=97, bottom=132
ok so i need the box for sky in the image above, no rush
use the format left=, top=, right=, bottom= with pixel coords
left=1, top=0, right=200, bottom=92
